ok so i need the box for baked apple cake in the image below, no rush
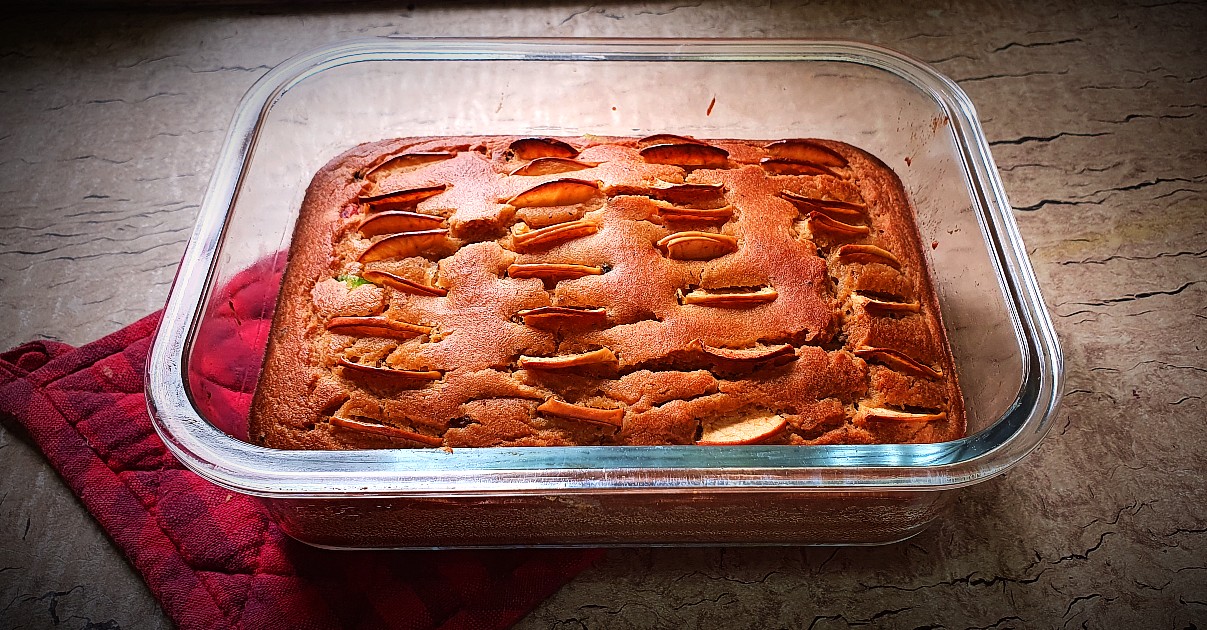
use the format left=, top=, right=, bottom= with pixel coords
left=249, top=135, right=965, bottom=449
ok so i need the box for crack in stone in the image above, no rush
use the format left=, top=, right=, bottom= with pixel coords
left=1057, top=248, right=1207, bottom=266
left=1079, top=500, right=1147, bottom=532
left=633, top=2, right=703, bottom=17
left=672, top=569, right=783, bottom=586
left=10, top=238, right=190, bottom=272
left=868, top=606, right=913, bottom=621
left=1092, top=112, right=1196, bottom=124
left=1082, top=175, right=1207, bottom=195
left=1080, top=79, right=1155, bottom=90
left=807, top=614, right=845, bottom=630
left=1122, top=359, right=1207, bottom=375
left=926, top=53, right=978, bottom=64
left=669, top=591, right=736, bottom=611
left=989, top=131, right=1109, bottom=146
left=145, top=128, right=224, bottom=140
left=991, top=38, right=1083, bottom=52
left=874, top=530, right=1119, bottom=597
left=67, top=614, right=123, bottom=629
left=133, top=173, right=201, bottom=183
left=35, top=587, right=83, bottom=625
left=1014, top=197, right=1104, bottom=212
left=1134, top=578, right=1171, bottom=590
left=1063, top=592, right=1105, bottom=618
left=576, top=602, right=634, bottom=616
left=1153, top=187, right=1204, bottom=201
left=185, top=64, right=273, bottom=74
left=558, top=7, right=593, bottom=25
left=1057, top=280, right=1204, bottom=307
left=1163, top=525, right=1207, bottom=537
left=115, top=53, right=180, bottom=68
left=998, top=162, right=1051, bottom=172
left=1020, top=175, right=1207, bottom=211
left=963, top=616, right=1024, bottom=630
left=859, top=570, right=1045, bottom=593
left=959, top=68, right=1070, bottom=83
left=68, top=154, right=134, bottom=165
left=83, top=91, right=183, bottom=105
left=1051, top=532, right=1114, bottom=565
left=1133, top=1, right=1205, bottom=10
left=817, top=547, right=840, bottom=572
left=556, top=6, right=624, bottom=24
left=804, top=607, right=917, bottom=629
left=1002, top=160, right=1126, bottom=174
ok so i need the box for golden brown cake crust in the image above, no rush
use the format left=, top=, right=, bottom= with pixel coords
left=249, top=135, right=965, bottom=449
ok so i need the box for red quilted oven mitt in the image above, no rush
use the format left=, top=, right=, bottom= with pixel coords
left=0, top=256, right=603, bottom=630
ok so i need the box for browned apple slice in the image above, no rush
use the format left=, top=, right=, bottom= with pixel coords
left=537, top=398, right=624, bottom=428
left=656, top=203, right=734, bottom=223
left=511, top=220, right=598, bottom=252
left=515, top=205, right=588, bottom=229
left=358, top=229, right=449, bottom=262
left=508, top=137, right=580, bottom=160
left=779, top=191, right=866, bottom=222
left=517, top=306, right=608, bottom=329
left=696, top=341, right=795, bottom=363
left=360, top=270, right=447, bottom=297
left=660, top=235, right=738, bottom=260
left=765, top=139, right=848, bottom=168
left=326, top=316, right=431, bottom=339
left=853, top=294, right=920, bottom=315
left=364, top=152, right=456, bottom=178
left=680, top=286, right=777, bottom=307
left=648, top=182, right=727, bottom=204
left=656, top=231, right=738, bottom=260
left=509, top=157, right=599, bottom=176
left=854, top=347, right=942, bottom=380
left=506, top=263, right=604, bottom=281
left=835, top=244, right=901, bottom=269
left=358, top=211, right=445, bottom=237
left=760, top=158, right=840, bottom=177
left=637, top=134, right=705, bottom=148
left=518, top=347, right=618, bottom=370
left=807, top=212, right=871, bottom=237
left=335, top=357, right=444, bottom=381
left=330, top=416, right=444, bottom=446
left=696, top=412, right=787, bottom=445
left=507, top=178, right=601, bottom=208
left=640, top=143, right=729, bottom=168
left=359, top=184, right=448, bottom=212
left=861, top=407, right=947, bottom=423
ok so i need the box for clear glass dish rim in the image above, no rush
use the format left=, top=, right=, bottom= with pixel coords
left=146, top=37, right=1063, bottom=498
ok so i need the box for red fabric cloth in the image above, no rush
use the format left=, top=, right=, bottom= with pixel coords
left=0, top=260, right=603, bottom=629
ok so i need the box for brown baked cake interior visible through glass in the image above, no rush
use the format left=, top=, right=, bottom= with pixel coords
left=248, top=135, right=965, bottom=449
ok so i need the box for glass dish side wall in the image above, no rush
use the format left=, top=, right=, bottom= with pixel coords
left=149, top=40, right=1060, bottom=540
left=269, top=489, right=958, bottom=548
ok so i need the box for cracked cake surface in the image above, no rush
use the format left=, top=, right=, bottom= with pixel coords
left=249, top=135, right=965, bottom=449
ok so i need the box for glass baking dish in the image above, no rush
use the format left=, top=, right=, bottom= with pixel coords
left=147, top=38, right=1062, bottom=548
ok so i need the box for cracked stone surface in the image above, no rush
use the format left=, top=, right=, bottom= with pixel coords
left=1, top=1, right=1205, bottom=628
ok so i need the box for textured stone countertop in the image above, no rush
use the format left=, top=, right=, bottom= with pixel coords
left=1, top=2, right=1204, bottom=628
